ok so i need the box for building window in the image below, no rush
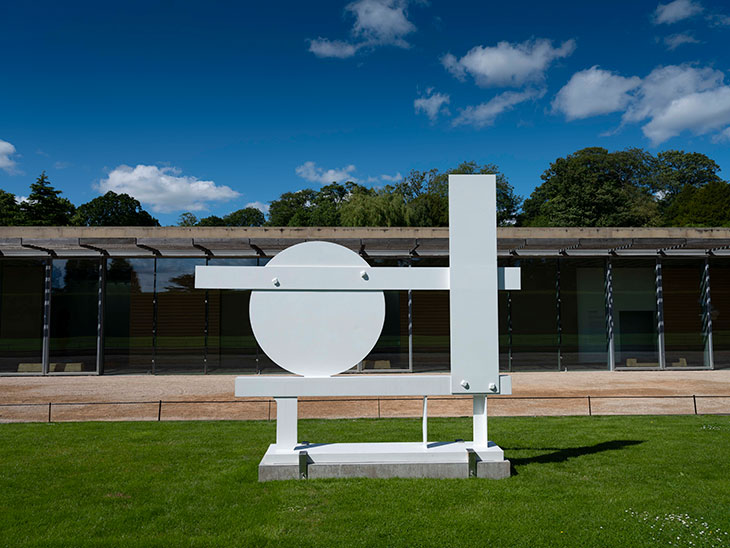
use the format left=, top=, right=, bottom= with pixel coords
left=0, top=259, right=44, bottom=373
left=50, top=259, right=99, bottom=373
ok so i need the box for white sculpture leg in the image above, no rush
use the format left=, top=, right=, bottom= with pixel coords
left=275, top=397, right=298, bottom=449
left=473, top=395, right=488, bottom=449
left=422, top=396, right=428, bottom=445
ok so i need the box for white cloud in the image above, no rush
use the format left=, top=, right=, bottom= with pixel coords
left=54, top=161, right=72, bottom=170
left=654, top=0, right=703, bottom=24
left=641, top=85, right=730, bottom=144
left=556, top=63, right=730, bottom=145
left=380, top=172, right=402, bottom=182
left=245, top=201, right=270, bottom=214
left=712, top=127, right=730, bottom=143
left=0, top=139, right=20, bottom=174
left=706, top=13, right=730, bottom=26
left=453, top=89, right=544, bottom=128
left=663, top=32, right=700, bottom=50
left=414, top=88, right=450, bottom=121
left=15, top=195, right=28, bottom=204
left=442, top=39, right=576, bottom=88
left=295, top=161, right=359, bottom=184
left=308, top=38, right=359, bottom=59
left=98, top=165, right=240, bottom=213
left=307, top=0, right=417, bottom=58
left=553, top=66, right=641, bottom=120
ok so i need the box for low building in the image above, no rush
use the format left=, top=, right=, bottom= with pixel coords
left=1, top=226, right=729, bottom=376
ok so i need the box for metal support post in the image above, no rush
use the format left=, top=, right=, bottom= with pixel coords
left=605, top=258, right=615, bottom=371
left=656, top=258, right=666, bottom=370
left=42, top=260, right=52, bottom=376
left=472, top=395, right=488, bottom=448
left=96, top=258, right=106, bottom=375
left=702, top=258, right=715, bottom=369
left=275, top=397, right=298, bottom=449
left=152, top=256, right=157, bottom=374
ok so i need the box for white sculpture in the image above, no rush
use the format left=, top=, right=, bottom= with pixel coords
left=195, top=174, right=520, bottom=479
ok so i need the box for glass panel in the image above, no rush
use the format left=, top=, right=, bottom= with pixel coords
left=0, top=259, right=44, bottom=373
left=560, top=258, right=608, bottom=370
left=360, top=258, right=409, bottom=371
left=207, top=258, right=277, bottom=373
left=104, top=258, right=154, bottom=374
left=498, top=258, right=510, bottom=371
left=663, top=259, right=710, bottom=368
left=50, top=259, right=99, bottom=372
left=710, top=258, right=730, bottom=369
left=613, top=259, right=658, bottom=367
left=411, top=257, right=449, bottom=373
left=510, top=258, right=559, bottom=371
left=155, top=258, right=205, bottom=373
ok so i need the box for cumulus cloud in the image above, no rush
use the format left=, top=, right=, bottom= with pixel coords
left=307, top=0, right=417, bottom=58
left=309, top=38, right=360, bottom=58
left=653, top=0, right=703, bottom=24
left=414, top=88, right=450, bottom=121
left=552, top=66, right=641, bottom=120
left=380, top=172, right=403, bottom=182
left=556, top=63, right=730, bottom=144
left=442, top=39, right=576, bottom=88
left=295, top=161, right=359, bottom=184
left=712, top=127, right=730, bottom=143
left=0, top=139, right=20, bottom=174
left=98, top=165, right=240, bottom=213
left=245, top=201, right=270, bottom=214
left=662, top=33, right=700, bottom=50
left=453, top=89, right=544, bottom=128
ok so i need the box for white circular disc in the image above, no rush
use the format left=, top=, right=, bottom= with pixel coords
left=249, top=241, right=385, bottom=377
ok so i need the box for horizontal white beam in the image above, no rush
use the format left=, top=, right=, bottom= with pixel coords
left=196, top=265, right=520, bottom=291
left=235, top=374, right=452, bottom=397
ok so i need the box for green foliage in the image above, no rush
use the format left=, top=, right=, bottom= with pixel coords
left=177, top=212, right=199, bottom=226
left=20, top=172, right=76, bottom=226
left=72, top=191, right=159, bottom=226
left=268, top=183, right=363, bottom=226
left=223, top=207, right=266, bottom=227
left=197, top=215, right=226, bottom=226
left=654, top=150, right=723, bottom=208
left=521, top=148, right=660, bottom=227
left=662, top=180, right=730, bottom=227
left=0, top=416, right=729, bottom=547
left=0, top=190, right=24, bottom=226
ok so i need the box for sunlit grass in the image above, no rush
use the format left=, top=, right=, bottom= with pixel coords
left=1, top=415, right=729, bottom=547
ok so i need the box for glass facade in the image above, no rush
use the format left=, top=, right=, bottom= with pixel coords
left=0, top=251, right=725, bottom=375
left=50, top=259, right=99, bottom=373
left=0, top=259, right=45, bottom=373
left=612, top=259, right=659, bottom=368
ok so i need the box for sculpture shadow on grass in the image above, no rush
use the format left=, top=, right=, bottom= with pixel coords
left=506, top=439, right=645, bottom=474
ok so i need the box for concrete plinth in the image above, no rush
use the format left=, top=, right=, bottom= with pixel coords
left=257, top=441, right=511, bottom=481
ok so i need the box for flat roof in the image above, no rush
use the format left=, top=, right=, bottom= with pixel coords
left=2, top=226, right=730, bottom=258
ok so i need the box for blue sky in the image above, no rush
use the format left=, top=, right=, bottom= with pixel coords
left=1, top=0, right=730, bottom=225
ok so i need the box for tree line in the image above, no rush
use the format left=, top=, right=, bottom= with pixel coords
left=1, top=148, right=727, bottom=227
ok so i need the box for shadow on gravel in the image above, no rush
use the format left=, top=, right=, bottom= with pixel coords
left=508, top=439, right=644, bottom=472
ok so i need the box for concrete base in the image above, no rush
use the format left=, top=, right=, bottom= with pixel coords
left=257, top=441, right=511, bottom=481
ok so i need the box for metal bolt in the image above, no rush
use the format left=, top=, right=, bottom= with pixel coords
left=460, top=380, right=469, bottom=390
left=360, top=270, right=368, bottom=280
left=272, top=277, right=280, bottom=287
left=488, top=382, right=497, bottom=392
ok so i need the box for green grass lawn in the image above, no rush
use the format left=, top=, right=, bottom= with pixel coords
left=1, top=416, right=729, bottom=548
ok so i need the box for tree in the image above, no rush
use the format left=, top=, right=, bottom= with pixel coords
left=177, top=212, right=198, bottom=227
left=521, top=147, right=659, bottom=227
left=0, top=190, right=24, bottom=225
left=654, top=150, right=723, bottom=210
left=662, top=180, right=730, bottom=227
left=20, top=172, right=76, bottom=226
left=72, top=191, right=159, bottom=226
left=197, top=215, right=226, bottom=226
left=223, top=207, right=266, bottom=227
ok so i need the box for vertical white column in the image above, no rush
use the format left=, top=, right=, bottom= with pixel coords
left=422, top=396, right=428, bottom=445
left=448, top=174, right=499, bottom=394
left=275, top=397, right=298, bottom=449
left=473, top=395, right=488, bottom=448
